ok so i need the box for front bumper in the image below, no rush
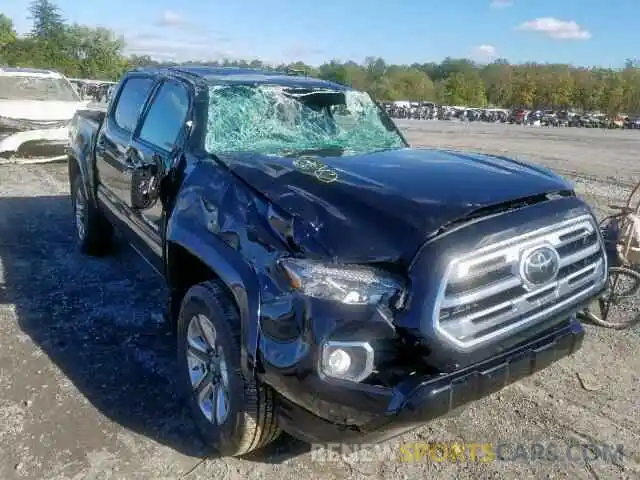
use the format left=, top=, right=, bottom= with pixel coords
left=275, top=318, right=584, bottom=444
left=0, top=127, right=69, bottom=162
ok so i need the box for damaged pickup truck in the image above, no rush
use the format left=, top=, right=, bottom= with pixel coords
left=67, top=66, right=608, bottom=456
left=0, top=67, right=89, bottom=163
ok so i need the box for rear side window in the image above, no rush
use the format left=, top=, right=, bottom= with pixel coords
left=113, top=77, right=154, bottom=132
left=138, top=80, right=189, bottom=152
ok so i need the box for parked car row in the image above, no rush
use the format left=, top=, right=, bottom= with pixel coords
left=380, top=101, right=640, bottom=129
left=68, top=78, right=116, bottom=103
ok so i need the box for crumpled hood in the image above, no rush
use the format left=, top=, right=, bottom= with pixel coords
left=218, top=147, right=573, bottom=263
left=0, top=100, right=89, bottom=122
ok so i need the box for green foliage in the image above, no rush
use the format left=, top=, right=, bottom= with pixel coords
left=444, top=71, right=487, bottom=107
left=0, top=14, right=16, bottom=47
left=0, top=13, right=17, bottom=63
left=2, top=1, right=127, bottom=80
left=29, top=0, right=65, bottom=38
left=1, top=1, right=639, bottom=114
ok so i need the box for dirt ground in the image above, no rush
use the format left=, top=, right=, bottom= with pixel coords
left=0, top=121, right=638, bottom=480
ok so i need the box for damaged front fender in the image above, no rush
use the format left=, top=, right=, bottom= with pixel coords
left=165, top=218, right=262, bottom=374
left=165, top=160, right=324, bottom=373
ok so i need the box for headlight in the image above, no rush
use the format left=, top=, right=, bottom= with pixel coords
left=279, top=258, right=405, bottom=305
left=320, top=341, right=374, bottom=382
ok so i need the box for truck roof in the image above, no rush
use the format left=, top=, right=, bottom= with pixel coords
left=136, top=65, right=351, bottom=91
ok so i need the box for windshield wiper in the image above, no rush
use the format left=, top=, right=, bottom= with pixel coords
left=291, top=146, right=346, bottom=156
left=280, top=145, right=402, bottom=158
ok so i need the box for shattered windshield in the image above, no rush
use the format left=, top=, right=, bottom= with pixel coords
left=204, top=85, right=405, bottom=156
left=0, top=76, right=80, bottom=102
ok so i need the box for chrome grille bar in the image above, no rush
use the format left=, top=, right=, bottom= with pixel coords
left=434, top=214, right=607, bottom=350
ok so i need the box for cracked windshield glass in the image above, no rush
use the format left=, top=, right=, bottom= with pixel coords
left=0, top=75, right=80, bottom=101
left=204, top=85, right=406, bottom=156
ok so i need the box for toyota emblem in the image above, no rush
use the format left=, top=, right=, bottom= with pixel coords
left=520, top=245, right=560, bottom=287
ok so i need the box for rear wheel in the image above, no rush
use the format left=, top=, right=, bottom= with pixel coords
left=176, top=280, right=281, bottom=456
left=71, top=176, right=113, bottom=256
left=581, top=267, right=640, bottom=329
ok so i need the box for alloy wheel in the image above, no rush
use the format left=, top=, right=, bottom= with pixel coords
left=186, top=314, right=230, bottom=425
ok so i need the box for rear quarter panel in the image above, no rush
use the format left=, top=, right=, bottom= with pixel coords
left=68, top=109, right=105, bottom=201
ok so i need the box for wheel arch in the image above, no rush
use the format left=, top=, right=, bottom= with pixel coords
left=165, top=228, right=261, bottom=377
left=67, top=152, right=98, bottom=205
left=68, top=154, right=86, bottom=192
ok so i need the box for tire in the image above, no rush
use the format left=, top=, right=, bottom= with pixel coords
left=71, top=175, right=113, bottom=256
left=580, top=267, right=640, bottom=329
left=176, top=280, right=281, bottom=457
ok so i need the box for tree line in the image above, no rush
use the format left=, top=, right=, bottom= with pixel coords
left=1, top=0, right=639, bottom=116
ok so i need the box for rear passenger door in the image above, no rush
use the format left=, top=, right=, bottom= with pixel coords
left=127, top=77, right=192, bottom=270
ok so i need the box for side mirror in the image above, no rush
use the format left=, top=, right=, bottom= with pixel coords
left=131, top=157, right=161, bottom=210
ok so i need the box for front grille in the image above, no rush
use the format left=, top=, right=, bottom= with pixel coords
left=435, top=214, right=606, bottom=349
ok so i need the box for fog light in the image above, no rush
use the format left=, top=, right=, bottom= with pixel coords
left=326, top=349, right=351, bottom=375
left=320, top=341, right=374, bottom=383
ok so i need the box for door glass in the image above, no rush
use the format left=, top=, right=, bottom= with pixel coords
left=138, top=81, right=189, bottom=152
left=113, top=77, right=154, bottom=132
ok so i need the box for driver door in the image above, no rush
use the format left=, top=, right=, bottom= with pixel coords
left=127, top=77, right=192, bottom=271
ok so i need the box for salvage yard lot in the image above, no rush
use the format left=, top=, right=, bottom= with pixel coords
left=0, top=121, right=639, bottom=480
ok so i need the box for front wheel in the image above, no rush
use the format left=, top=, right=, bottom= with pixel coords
left=580, top=267, right=640, bottom=329
left=176, top=281, right=281, bottom=457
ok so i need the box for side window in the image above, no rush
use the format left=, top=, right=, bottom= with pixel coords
left=138, top=80, right=189, bottom=152
left=113, top=77, right=154, bottom=132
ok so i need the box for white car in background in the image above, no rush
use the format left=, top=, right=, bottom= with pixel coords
left=0, top=67, right=90, bottom=163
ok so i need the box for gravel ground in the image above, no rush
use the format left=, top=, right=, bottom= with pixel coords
left=0, top=121, right=639, bottom=480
